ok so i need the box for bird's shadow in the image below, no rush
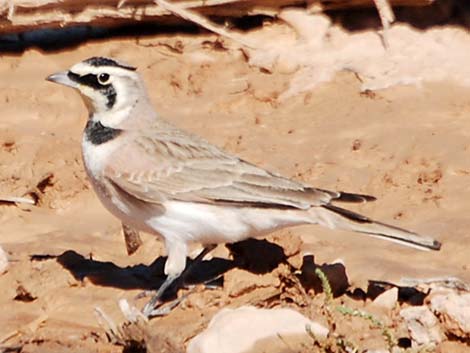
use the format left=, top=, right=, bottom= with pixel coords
left=51, top=238, right=287, bottom=292
left=37, top=239, right=425, bottom=306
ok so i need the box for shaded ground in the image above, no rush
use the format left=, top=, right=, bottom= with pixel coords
left=0, top=25, right=469, bottom=352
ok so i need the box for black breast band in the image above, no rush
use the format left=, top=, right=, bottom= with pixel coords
left=85, top=120, right=122, bottom=145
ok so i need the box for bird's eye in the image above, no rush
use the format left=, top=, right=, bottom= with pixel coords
left=98, top=73, right=110, bottom=85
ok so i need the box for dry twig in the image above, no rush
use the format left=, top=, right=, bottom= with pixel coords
left=153, top=0, right=257, bottom=49
left=0, top=195, right=36, bottom=206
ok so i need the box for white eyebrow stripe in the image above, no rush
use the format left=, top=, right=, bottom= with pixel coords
left=69, top=62, right=139, bottom=78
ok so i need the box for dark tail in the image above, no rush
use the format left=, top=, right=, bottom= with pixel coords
left=311, top=204, right=441, bottom=251
left=315, top=188, right=377, bottom=203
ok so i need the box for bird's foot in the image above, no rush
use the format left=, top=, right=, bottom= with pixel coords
left=140, top=274, right=180, bottom=317
left=143, top=293, right=189, bottom=317
left=143, top=276, right=224, bottom=318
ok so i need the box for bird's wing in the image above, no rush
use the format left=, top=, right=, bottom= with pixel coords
left=105, top=128, right=374, bottom=209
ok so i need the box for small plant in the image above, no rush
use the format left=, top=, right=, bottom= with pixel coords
left=336, top=305, right=396, bottom=350
left=315, top=268, right=333, bottom=303
left=306, top=268, right=399, bottom=353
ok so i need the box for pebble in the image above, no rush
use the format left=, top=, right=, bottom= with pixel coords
left=400, top=306, right=442, bottom=346
left=0, top=245, right=8, bottom=274
left=187, top=306, right=329, bottom=353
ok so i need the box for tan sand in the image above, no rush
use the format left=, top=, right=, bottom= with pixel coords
left=0, top=23, right=469, bottom=352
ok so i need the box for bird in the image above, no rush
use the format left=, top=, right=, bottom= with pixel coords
left=46, top=56, right=441, bottom=317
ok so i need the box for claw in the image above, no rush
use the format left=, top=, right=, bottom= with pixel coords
left=142, top=274, right=178, bottom=317
left=146, top=294, right=187, bottom=318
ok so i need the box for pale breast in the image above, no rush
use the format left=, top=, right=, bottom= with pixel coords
left=146, top=200, right=312, bottom=245
left=82, top=134, right=133, bottom=220
left=81, top=133, right=122, bottom=178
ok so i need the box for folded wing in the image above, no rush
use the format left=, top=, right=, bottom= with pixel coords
left=105, top=128, right=375, bottom=209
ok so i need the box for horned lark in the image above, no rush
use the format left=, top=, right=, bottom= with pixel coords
left=47, top=57, right=441, bottom=317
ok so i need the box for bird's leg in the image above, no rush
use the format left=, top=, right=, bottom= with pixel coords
left=178, top=244, right=216, bottom=284
left=142, top=273, right=178, bottom=317
left=142, top=244, right=216, bottom=318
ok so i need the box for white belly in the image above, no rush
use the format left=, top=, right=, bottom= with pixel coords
left=146, top=200, right=312, bottom=246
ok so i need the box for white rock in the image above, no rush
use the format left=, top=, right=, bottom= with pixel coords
left=187, top=306, right=329, bottom=353
left=0, top=245, right=8, bottom=274
left=430, top=291, right=470, bottom=339
left=372, top=288, right=398, bottom=310
left=400, top=306, right=442, bottom=346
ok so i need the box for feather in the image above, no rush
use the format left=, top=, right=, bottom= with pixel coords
left=104, top=127, right=359, bottom=209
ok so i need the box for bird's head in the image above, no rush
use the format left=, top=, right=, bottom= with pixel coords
left=47, top=57, right=149, bottom=122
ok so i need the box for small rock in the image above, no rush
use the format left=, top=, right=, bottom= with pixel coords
left=367, top=281, right=427, bottom=305
left=430, top=291, right=470, bottom=339
left=187, top=306, right=329, bottom=353
left=121, top=223, right=142, bottom=255
left=400, top=306, right=442, bottom=346
left=0, top=245, right=8, bottom=274
left=271, top=232, right=303, bottom=269
left=269, top=232, right=302, bottom=258
left=298, top=255, right=349, bottom=297
left=14, top=284, right=37, bottom=302
left=372, top=287, right=398, bottom=310
left=286, top=251, right=303, bottom=269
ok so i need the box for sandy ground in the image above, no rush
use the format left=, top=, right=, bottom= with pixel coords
left=1, top=22, right=470, bottom=352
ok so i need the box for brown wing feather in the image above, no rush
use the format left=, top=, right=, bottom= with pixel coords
left=105, top=127, right=372, bottom=209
